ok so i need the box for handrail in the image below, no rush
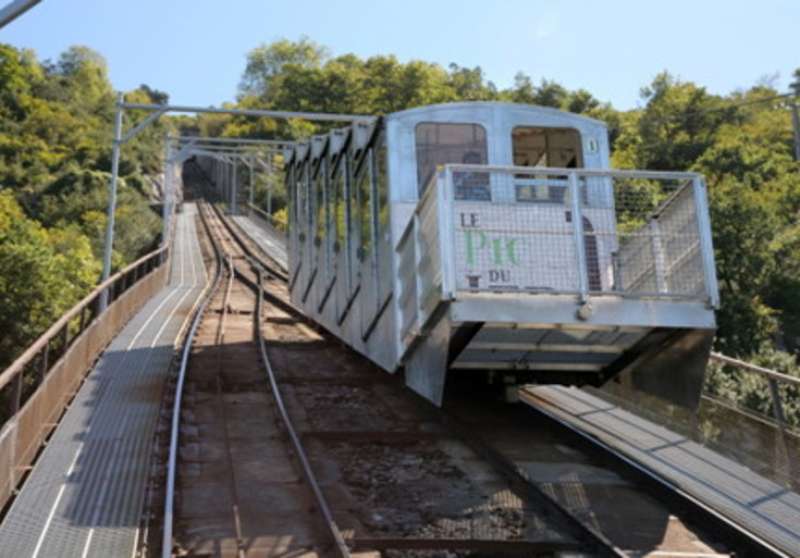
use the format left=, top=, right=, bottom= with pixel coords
left=442, top=163, right=702, bottom=181
left=428, top=163, right=717, bottom=305
left=710, top=352, right=800, bottom=387
left=245, top=202, right=287, bottom=231
left=709, top=351, right=799, bottom=431
left=0, top=244, right=168, bottom=392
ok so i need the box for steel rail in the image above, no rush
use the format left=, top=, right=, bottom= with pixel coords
left=187, top=159, right=290, bottom=283
left=198, top=200, right=351, bottom=557
left=214, top=256, right=247, bottom=558
left=209, top=202, right=288, bottom=283
left=161, top=217, right=223, bottom=558
left=0, top=244, right=168, bottom=392
left=253, top=268, right=352, bottom=558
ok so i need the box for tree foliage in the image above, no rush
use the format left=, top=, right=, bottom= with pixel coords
left=0, top=43, right=166, bottom=367
left=0, top=191, right=99, bottom=368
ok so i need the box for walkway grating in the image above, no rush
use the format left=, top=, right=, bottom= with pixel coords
left=0, top=204, right=207, bottom=558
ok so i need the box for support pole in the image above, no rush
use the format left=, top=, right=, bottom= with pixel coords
left=267, top=153, right=273, bottom=216
left=100, top=92, right=125, bottom=311
left=248, top=155, right=255, bottom=209
left=0, top=0, right=41, bottom=28
left=226, top=159, right=232, bottom=209
left=161, top=135, right=171, bottom=262
left=569, top=172, right=589, bottom=303
left=231, top=158, right=238, bottom=214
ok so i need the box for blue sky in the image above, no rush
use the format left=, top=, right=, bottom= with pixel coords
left=3, top=0, right=798, bottom=110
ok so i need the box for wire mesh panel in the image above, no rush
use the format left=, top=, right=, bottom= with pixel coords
left=441, top=166, right=711, bottom=301
left=450, top=169, right=581, bottom=293
left=590, top=176, right=705, bottom=298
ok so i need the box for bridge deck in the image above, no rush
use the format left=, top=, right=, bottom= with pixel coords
left=0, top=204, right=207, bottom=558
left=231, top=212, right=287, bottom=272
left=521, top=385, right=800, bottom=556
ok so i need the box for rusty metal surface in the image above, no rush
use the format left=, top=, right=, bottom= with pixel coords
left=164, top=202, right=331, bottom=558
left=193, top=200, right=619, bottom=556
left=0, top=204, right=206, bottom=557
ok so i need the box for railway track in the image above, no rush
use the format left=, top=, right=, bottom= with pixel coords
left=151, top=179, right=781, bottom=557
left=152, top=198, right=620, bottom=557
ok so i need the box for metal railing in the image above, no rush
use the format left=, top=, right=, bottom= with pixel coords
left=246, top=202, right=288, bottom=234
left=395, top=164, right=719, bottom=356
left=433, top=164, right=718, bottom=305
left=702, top=352, right=799, bottom=488
left=0, top=245, right=169, bottom=509
left=708, top=352, right=800, bottom=431
left=597, top=350, right=799, bottom=490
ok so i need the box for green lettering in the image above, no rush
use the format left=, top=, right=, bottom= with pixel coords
left=491, top=238, right=504, bottom=265
left=505, top=238, right=519, bottom=266
left=464, top=230, right=486, bottom=266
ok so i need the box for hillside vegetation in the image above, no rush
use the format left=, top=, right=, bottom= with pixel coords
left=0, top=44, right=167, bottom=368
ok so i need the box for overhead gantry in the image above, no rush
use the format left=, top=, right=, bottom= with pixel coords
left=98, top=95, right=374, bottom=309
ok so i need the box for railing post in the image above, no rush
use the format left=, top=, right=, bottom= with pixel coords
left=9, top=373, right=22, bottom=417
left=231, top=159, right=238, bottom=214
left=441, top=167, right=456, bottom=299
left=692, top=176, right=720, bottom=307
left=40, top=343, right=49, bottom=383
left=267, top=172, right=273, bottom=216
left=161, top=137, right=173, bottom=265
left=767, top=378, right=787, bottom=429
left=61, top=324, right=68, bottom=353
left=766, top=376, right=791, bottom=482
left=248, top=156, right=255, bottom=208
left=99, top=93, right=125, bottom=312
left=569, top=172, right=589, bottom=302
left=649, top=220, right=668, bottom=293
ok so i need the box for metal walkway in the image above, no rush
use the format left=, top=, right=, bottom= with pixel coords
left=522, top=385, right=800, bottom=556
left=230, top=213, right=287, bottom=272
left=0, top=204, right=207, bottom=558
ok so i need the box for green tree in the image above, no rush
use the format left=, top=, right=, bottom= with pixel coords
left=0, top=191, right=99, bottom=368
left=240, top=36, right=328, bottom=100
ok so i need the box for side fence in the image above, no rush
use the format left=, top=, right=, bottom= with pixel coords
left=0, top=245, right=169, bottom=509
left=708, top=352, right=800, bottom=432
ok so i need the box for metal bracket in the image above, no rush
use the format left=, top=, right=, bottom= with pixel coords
left=121, top=108, right=167, bottom=144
